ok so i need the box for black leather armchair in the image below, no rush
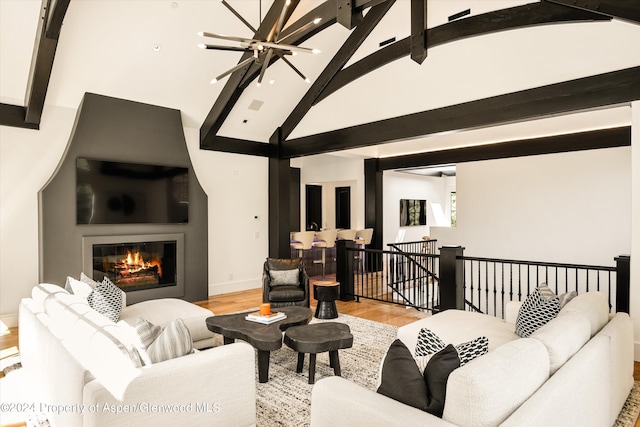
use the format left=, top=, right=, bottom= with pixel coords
left=262, top=258, right=310, bottom=308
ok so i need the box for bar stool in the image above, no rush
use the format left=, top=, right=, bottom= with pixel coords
left=290, top=231, right=315, bottom=258
left=355, top=228, right=374, bottom=271
left=313, top=230, right=338, bottom=279
left=336, top=229, right=357, bottom=241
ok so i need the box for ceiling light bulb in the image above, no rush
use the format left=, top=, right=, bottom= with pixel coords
left=197, top=44, right=206, bottom=49
left=210, top=78, right=218, bottom=84
left=292, top=52, right=298, bottom=56
left=305, top=78, right=311, bottom=83
left=313, top=18, right=321, bottom=24
left=197, top=31, right=204, bottom=36
left=269, top=80, right=275, bottom=85
left=285, top=0, right=291, bottom=5
left=312, top=49, right=321, bottom=54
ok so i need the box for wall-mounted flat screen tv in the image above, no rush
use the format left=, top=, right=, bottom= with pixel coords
left=400, top=199, right=427, bottom=226
left=76, top=158, right=188, bottom=225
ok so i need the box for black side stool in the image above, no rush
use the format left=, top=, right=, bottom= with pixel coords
left=283, top=322, right=353, bottom=384
left=313, top=282, right=340, bottom=319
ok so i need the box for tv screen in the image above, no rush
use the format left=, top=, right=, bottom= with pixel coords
left=400, top=199, right=427, bottom=226
left=76, top=158, right=188, bottom=225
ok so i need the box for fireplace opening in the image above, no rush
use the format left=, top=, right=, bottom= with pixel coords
left=91, top=240, right=178, bottom=292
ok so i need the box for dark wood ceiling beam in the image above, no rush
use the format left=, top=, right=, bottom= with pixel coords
left=23, top=0, right=71, bottom=126
left=410, top=0, right=427, bottom=64
left=281, top=0, right=395, bottom=140
left=377, top=127, right=631, bottom=171
left=199, top=135, right=275, bottom=157
left=545, top=0, right=640, bottom=24
left=239, top=2, right=337, bottom=88
left=315, top=2, right=611, bottom=104
left=281, top=66, right=640, bottom=158
left=199, top=0, right=397, bottom=151
left=0, top=104, right=39, bottom=130
left=337, top=0, right=364, bottom=29
left=45, top=0, right=71, bottom=39
left=200, top=0, right=293, bottom=148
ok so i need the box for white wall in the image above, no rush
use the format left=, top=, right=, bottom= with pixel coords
left=630, top=101, right=640, bottom=359
left=0, top=105, right=77, bottom=327
left=184, top=127, right=268, bottom=296
left=383, top=171, right=453, bottom=246
left=296, top=155, right=365, bottom=232
left=430, top=146, right=632, bottom=266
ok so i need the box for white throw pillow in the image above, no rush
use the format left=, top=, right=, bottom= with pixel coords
left=65, top=274, right=96, bottom=301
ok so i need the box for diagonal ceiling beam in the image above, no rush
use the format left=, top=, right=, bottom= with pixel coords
left=281, top=66, right=640, bottom=158
left=0, top=0, right=71, bottom=128
left=199, top=0, right=293, bottom=149
left=544, top=0, right=640, bottom=24
left=199, top=0, right=392, bottom=152
left=280, top=0, right=395, bottom=140
left=314, top=1, right=611, bottom=105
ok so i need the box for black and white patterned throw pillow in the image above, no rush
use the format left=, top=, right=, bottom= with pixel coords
left=415, top=328, right=488, bottom=366
left=515, top=284, right=561, bottom=338
left=87, top=277, right=123, bottom=323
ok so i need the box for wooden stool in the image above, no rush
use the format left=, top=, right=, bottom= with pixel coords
left=313, top=282, right=340, bottom=319
left=283, top=322, right=353, bottom=384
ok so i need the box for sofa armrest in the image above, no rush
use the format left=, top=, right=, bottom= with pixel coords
left=82, top=342, right=256, bottom=427
left=310, top=377, right=456, bottom=427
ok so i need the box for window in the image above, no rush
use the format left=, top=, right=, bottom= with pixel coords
left=450, top=192, right=457, bottom=227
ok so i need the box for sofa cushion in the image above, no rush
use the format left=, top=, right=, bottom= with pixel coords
left=530, top=312, right=591, bottom=375
left=515, top=285, right=561, bottom=337
left=443, top=338, right=550, bottom=427
left=119, top=298, right=214, bottom=347
left=269, top=269, right=300, bottom=286
left=559, top=292, right=609, bottom=337
left=398, top=310, right=517, bottom=356
left=87, top=277, right=124, bottom=322
left=415, top=328, right=488, bottom=366
left=133, top=318, right=193, bottom=364
left=31, top=283, right=69, bottom=312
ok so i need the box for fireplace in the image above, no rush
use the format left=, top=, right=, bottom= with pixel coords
left=82, top=233, right=184, bottom=296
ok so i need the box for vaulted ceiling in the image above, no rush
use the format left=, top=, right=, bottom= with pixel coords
left=1, top=0, right=639, bottom=160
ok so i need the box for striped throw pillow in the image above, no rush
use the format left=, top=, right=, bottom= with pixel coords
left=134, top=318, right=193, bottom=365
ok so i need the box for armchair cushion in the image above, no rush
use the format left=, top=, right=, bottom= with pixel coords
left=268, top=285, right=306, bottom=302
left=269, top=269, right=300, bottom=286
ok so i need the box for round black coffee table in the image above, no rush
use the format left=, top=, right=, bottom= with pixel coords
left=283, top=322, right=353, bottom=384
left=313, top=282, right=340, bottom=319
left=205, top=306, right=312, bottom=383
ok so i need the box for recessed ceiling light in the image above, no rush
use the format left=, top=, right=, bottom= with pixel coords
left=153, top=44, right=161, bottom=52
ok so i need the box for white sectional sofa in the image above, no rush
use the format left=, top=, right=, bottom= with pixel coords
left=18, top=283, right=257, bottom=427
left=311, top=292, right=633, bottom=427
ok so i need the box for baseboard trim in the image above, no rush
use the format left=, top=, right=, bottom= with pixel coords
left=208, top=279, right=261, bottom=296
left=1, top=312, right=18, bottom=329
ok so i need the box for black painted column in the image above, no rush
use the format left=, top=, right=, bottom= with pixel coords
left=364, top=158, right=383, bottom=271
left=438, top=246, right=465, bottom=312
left=615, top=255, right=631, bottom=313
left=269, top=128, right=291, bottom=259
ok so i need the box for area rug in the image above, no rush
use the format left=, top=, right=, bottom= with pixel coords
left=253, top=314, right=398, bottom=426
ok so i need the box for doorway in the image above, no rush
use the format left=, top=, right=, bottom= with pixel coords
left=335, top=186, right=351, bottom=229
left=305, top=185, right=322, bottom=231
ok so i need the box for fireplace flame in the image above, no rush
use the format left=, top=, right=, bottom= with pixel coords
left=119, top=251, right=162, bottom=277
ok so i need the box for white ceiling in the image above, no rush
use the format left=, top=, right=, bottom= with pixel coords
left=1, top=0, right=639, bottom=159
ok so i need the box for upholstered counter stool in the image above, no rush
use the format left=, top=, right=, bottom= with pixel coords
left=313, top=282, right=340, bottom=319
left=283, top=322, right=353, bottom=384
left=313, top=230, right=338, bottom=279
